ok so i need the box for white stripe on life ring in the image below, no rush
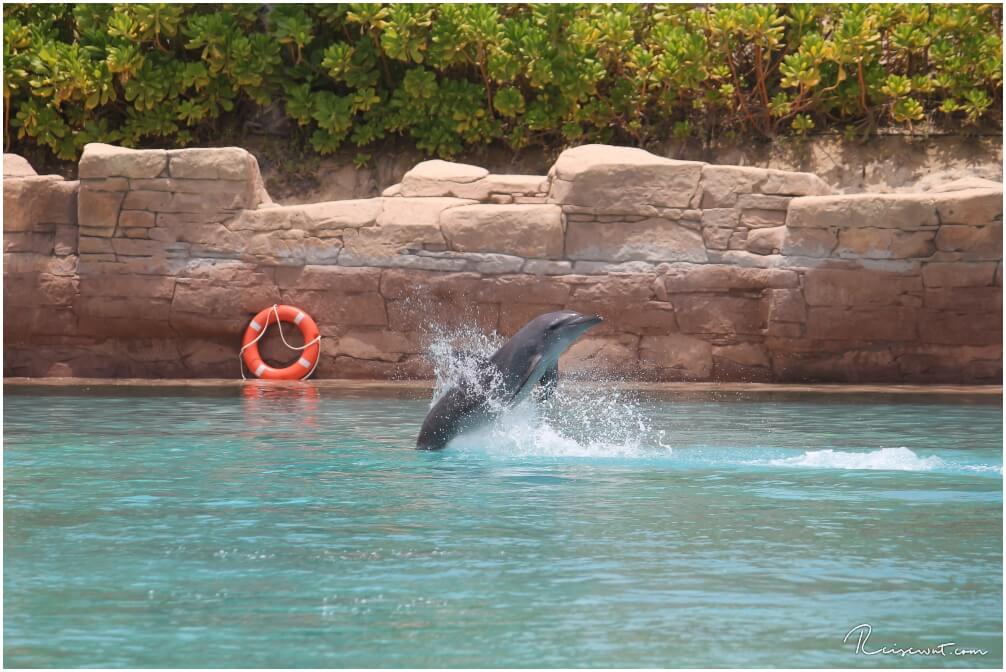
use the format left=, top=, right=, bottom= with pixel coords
left=250, top=320, right=262, bottom=332
left=255, top=363, right=267, bottom=376
left=298, top=357, right=312, bottom=368
left=294, top=312, right=305, bottom=325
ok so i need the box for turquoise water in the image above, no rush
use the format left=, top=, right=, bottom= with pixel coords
left=4, top=386, right=1002, bottom=668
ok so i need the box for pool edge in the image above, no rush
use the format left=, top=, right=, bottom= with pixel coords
left=3, top=377, right=1002, bottom=396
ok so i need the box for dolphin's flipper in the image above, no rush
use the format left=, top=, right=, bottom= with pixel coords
left=536, top=362, right=559, bottom=402
left=505, top=353, right=543, bottom=403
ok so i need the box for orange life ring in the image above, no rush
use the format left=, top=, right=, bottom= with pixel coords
left=241, top=305, right=321, bottom=380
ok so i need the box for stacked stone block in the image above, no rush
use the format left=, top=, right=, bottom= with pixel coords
left=2, top=142, right=1001, bottom=382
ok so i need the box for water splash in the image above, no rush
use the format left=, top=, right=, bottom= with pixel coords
left=766, top=447, right=945, bottom=472
left=425, top=319, right=505, bottom=406
left=424, top=321, right=669, bottom=458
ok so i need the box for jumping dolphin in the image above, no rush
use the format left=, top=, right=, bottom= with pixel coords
left=416, top=310, right=603, bottom=450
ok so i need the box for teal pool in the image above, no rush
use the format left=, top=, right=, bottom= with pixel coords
left=4, top=386, right=1002, bottom=667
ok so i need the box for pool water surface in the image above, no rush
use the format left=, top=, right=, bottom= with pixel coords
left=3, top=386, right=1002, bottom=667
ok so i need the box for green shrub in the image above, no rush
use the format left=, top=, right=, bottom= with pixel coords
left=4, top=3, right=1002, bottom=162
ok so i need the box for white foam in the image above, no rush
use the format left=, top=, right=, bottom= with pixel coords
left=767, top=447, right=945, bottom=472
left=959, top=464, right=1005, bottom=475
left=448, top=401, right=669, bottom=458
left=425, top=324, right=668, bottom=459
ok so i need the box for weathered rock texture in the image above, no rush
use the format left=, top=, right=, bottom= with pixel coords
left=4, top=144, right=1002, bottom=382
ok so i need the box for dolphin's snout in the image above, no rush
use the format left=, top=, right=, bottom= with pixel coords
left=563, top=313, right=604, bottom=329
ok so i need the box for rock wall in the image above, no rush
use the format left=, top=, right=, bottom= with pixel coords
left=3, top=144, right=1002, bottom=383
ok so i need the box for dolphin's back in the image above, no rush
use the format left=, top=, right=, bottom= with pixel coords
left=415, top=384, right=489, bottom=450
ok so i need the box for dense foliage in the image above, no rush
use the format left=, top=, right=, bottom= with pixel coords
left=4, top=3, right=1003, bottom=162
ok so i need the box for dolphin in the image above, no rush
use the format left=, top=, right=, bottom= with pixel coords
left=416, top=310, right=603, bottom=450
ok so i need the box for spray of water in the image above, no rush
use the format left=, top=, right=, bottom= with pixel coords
left=422, top=319, right=670, bottom=458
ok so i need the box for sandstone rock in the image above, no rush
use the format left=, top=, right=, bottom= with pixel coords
left=673, top=294, right=765, bottom=335
left=168, top=147, right=257, bottom=180
left=376, top=196, right=474, bottom=229
left=481, top=174, right=548, bottom=195
left=747, top=226, right=786, bottom=255
left=78, top=236, right=114, bottom=254
left=701, top=208, right=740, bottom=227
left=4, top=153, right=36, bottom=178
left=922, top=261, right=998, bottom=288
left=4, top=177, right=78, bottom=232
left=767, top=288, right=807, bottom=324
left=806, top=307, right=917, bottom=341
left=761, top=169, right=832, bottom=197
left=234, top=198, right=382, bottom=234
left=611, top=300, right=678, bottom=333
left=172, top=278, right=281, bottom=317
left=923, top=286, right=1002, bottom=312
left=400, top=159, right=489, bottom=198
left=479, top=274, right=571, bottom=305
left=379, top=270, right=483, bottom=301
left=128, top=177, right=253, bottom=194
left=699, top=165, right=767, bottom=207
left=713, top=342, right=770, bottom=368
left=79, top=274, right=175, bottom=300
left=274, top=265, right=381, bottom=293
left=549, top=144, right=703, bottom=212
left=728, top=229, right=748, bottom=250
left=381, top=183, right=402, bottom=197
left=918, top=310, right=1002, bottom=346
left=741, top=209, right=787, bottom=228
left=702, top=226, right=733, bottom=251
left=781, top=228, right=837, bottom=257
left=925, top=177, right=1003, bottom=193
left=771, top=349, right=902, bottom=384
left=77, top=188, right=124, bottom=236
left=53, top=225, right=77, bottom=256
left=84, top=177, right=129, bottom=192
left=334, top=329, right=420, bottom=362
left=932, top=188, right=1003, bottom=225
left=570, top=274, right=654, bottom=303
left=768, top=322, right=803, bottom=338
left=5, top=272, right=78, bottom=306
left=119, top=210, right=156, bottom=228
left=803, top=269, right=922, bottom=306
left=737, top=193, right=792, bottom=210
left=787, top=193, right=939, bottom=229
left=662, top=264, right=798, bottom=292
left=112, top=238, right=172, bottom=257
left=566, top=218, right=707, bottom=263
left=246, top=230, right=341, bottom=266
left=640, top=334, right=714, bottom=379
left=158, top=190, right=254, bottom=213
left=560, top=334, right=640, bottom=375
left=894, top=344, right=1002, bottom=383
left=462, top=252, right=526, bottom=274
left=79, top=143, right=167, bottom=179
left=935, top=223, right=1002, bottom=260
left=498, top=302, right=565, bottom=334
left=571, top=260, right=659, bottom=275
left=121, top=190, right=172, bottom=211
left=835, top=228, right=936, bottom=259
left=336, top=197, right=473, bottom=263
left=523, top=259, right=573, bottom=275
left=441, top=203, right=563, bottom=258
left=387, top=297, right=498, bottom=334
